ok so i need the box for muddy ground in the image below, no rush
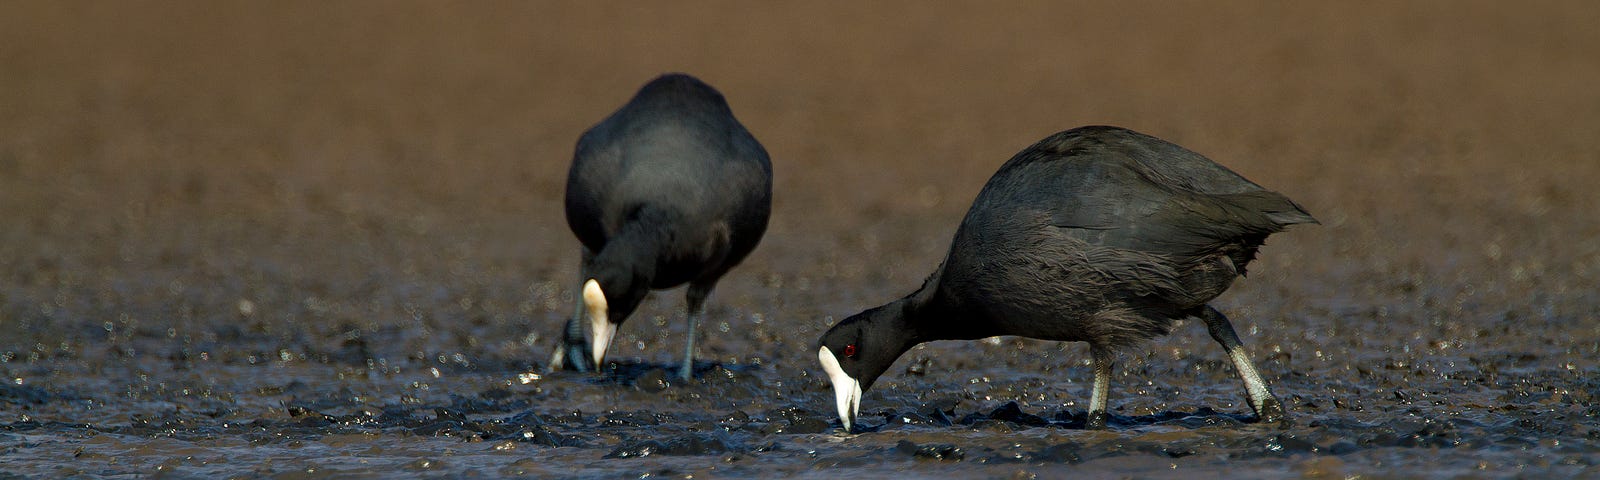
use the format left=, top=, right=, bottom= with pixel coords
left=2, top=2, right=1598, bottom=478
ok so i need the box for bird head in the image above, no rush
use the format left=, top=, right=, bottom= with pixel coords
left=816, top=304, right=913, bottom=433
left=580, top=257, right=653, bottom=370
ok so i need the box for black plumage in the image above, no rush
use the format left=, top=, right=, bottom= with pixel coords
left=550, top=73, right=772, bottom=381
left=817, top=126, right=1315, bottom=431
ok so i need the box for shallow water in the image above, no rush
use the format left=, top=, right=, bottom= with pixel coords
left=4, top=2, right=1600, bottom=478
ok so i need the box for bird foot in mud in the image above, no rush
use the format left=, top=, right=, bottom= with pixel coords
left=547, top=341, right=593, bottom=373
left=1253, top=396, right=1287, bottom=425
left=1085, top=411, right=1108, bottom=430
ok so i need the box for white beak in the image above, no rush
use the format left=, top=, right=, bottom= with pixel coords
left=583, top=279, right=616, bottom=370
left=818, top=346, right=862, bottom=432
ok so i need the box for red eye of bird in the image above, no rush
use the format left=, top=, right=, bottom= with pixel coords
left=843, top=344, right=857, bottom=358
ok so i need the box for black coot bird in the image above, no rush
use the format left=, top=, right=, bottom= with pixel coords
left=549, top=73, right=772, bottom=381
left=817, top=126, right=1315, bottom=431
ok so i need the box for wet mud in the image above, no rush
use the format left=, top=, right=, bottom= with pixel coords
left=3, top=2, right=1599, bottom=478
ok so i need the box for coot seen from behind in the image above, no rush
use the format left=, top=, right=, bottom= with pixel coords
left=550, top=73, right=772, bottom=381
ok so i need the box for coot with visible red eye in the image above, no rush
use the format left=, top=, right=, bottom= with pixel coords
left=548, top=73, right=772, bottom=382
left=816, top=126, right=1316, bottom=432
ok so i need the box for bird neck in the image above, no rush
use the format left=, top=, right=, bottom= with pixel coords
left=851, top=300, right=927, bottom=390
left=588, top=225, right=663, bottom=321
left=895, top=265, right=967, bottom=341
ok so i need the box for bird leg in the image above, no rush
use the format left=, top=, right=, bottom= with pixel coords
left=1087, top=346, right=1114, bottom=429
left=1200, top=305, right=1284, bottom=423
left=547, top=295, right=593, bottom=372
left=680, top=282, right=714, bottom=381
left=548, top=249, right=596, bottom=372
left=557, top=308, right=592, bottom=372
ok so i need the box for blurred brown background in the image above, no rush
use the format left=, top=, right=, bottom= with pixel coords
left=2, top=1, right=1597, bottom=369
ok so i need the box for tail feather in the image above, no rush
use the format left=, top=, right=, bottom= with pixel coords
left=1218, top=190, right=1318, bottom=228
